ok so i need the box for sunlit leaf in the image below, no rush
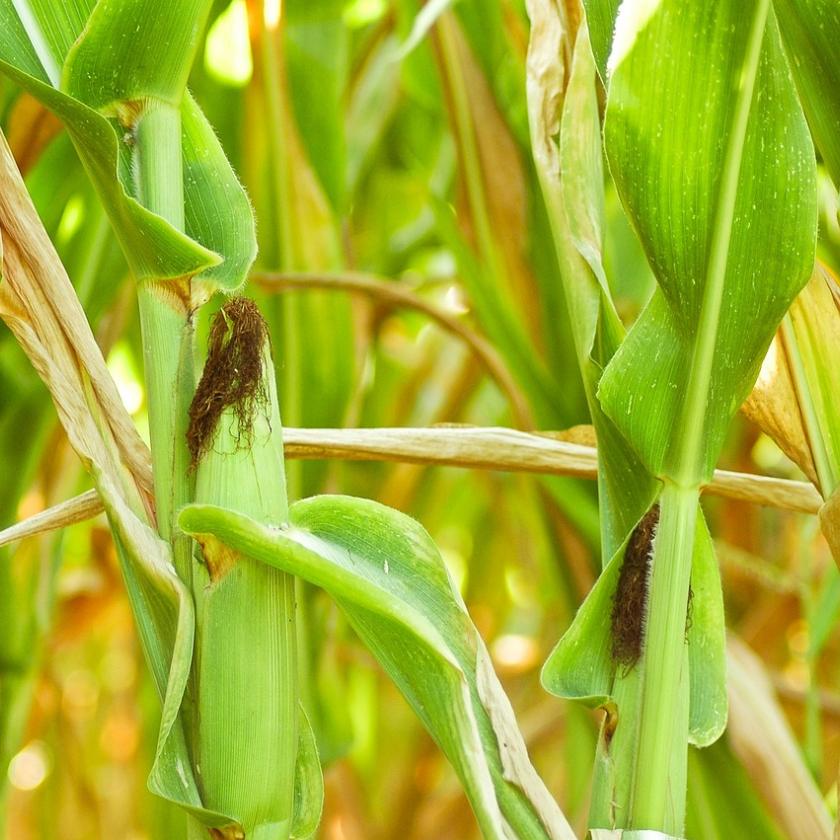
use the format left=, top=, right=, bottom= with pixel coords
left=775, top=0, right=840, bottom=190
left=180, top=495, right=576, bottom=840
left=0, top=0, right=256, bottom=293
left=597, top=5, right=817, bottom=482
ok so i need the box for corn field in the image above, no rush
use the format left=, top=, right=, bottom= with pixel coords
left=1, top=1, right=839, bottom=838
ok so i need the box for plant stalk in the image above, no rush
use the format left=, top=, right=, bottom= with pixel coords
left=628, top=482, right=695, bottom=830
left=133, top=102, right=196, bottom=582
left=133, top=101, right=201, bottom=838
left=628, top=1, right=771, bottom=830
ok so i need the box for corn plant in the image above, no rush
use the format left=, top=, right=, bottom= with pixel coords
left=1, top=1, right=840, bottom=839
left=529, top=0, right=835, bottom=836
left=0, top=2, right=572, bottom=838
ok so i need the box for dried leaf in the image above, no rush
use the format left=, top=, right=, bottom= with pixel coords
left=727, top=636, right=832, bottom=840
left=0, top=128, right=211, bottom=824
left=742, top=332, right=818, bottom=486
left=820, top=490, right=840, bottom=569
left=0, top=130, right=152, bottom=503
left=2, top=427, right=823, bottom=545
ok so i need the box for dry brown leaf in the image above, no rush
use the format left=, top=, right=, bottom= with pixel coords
left=820, top=490, right=840, bottom=570
left=743, top=263, right=840, bottom=495
left=0, top=488, right=101, bottom=548
left=742, top=331, right=818, bottom=486
left=4, top=427, right=823, bottom=546
left=525, top=0, right=571, bottom=180
left=6, top=94, right=62, bottom=175
left=786, top=263, right=840, bottom=493
left=727, top=635, right=832, bottom=840
left=0, top=130, right=152, bottom=517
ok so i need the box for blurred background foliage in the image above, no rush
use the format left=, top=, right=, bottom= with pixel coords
left=1, top=1, right=839, bottom=838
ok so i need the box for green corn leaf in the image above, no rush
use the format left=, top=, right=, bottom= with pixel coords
left=775, top=0, right=840, bottom=190
left=63, top=0, right=212, bottom=110
left=596, top=3, right=817, bottom=484
left=0, top=0, right=255, bottom=292
left=584, top=0, right=840, bottom=200
left=541, top=541, right=618, bottom=711
left=0, top=58, right=217, bottom=278
left=581, top=0, right=619, bottom=81
left=180, top=495, right=576, bottom=840
left=179, top=93, right=258, bottom=299
left=291, top=705, right=324, bottom=840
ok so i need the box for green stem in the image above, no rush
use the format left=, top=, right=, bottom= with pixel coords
left=133, top=103, right=195, bottom=581
left=132, top=104, right=200, bottom=826
left=135, top=105, right=186, bottom=231
left=630, top=2, right=771, bottom=830
left=629, top=482, right=695, bottom=830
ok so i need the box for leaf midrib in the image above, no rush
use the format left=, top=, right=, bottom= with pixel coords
left=673, top=0, right=772, bottom=486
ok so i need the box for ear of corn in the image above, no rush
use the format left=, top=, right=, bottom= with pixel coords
left=184, top=298, right=322, bottom=837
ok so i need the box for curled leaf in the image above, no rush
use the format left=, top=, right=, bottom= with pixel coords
left=180, top=495, right=576, bottom=840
